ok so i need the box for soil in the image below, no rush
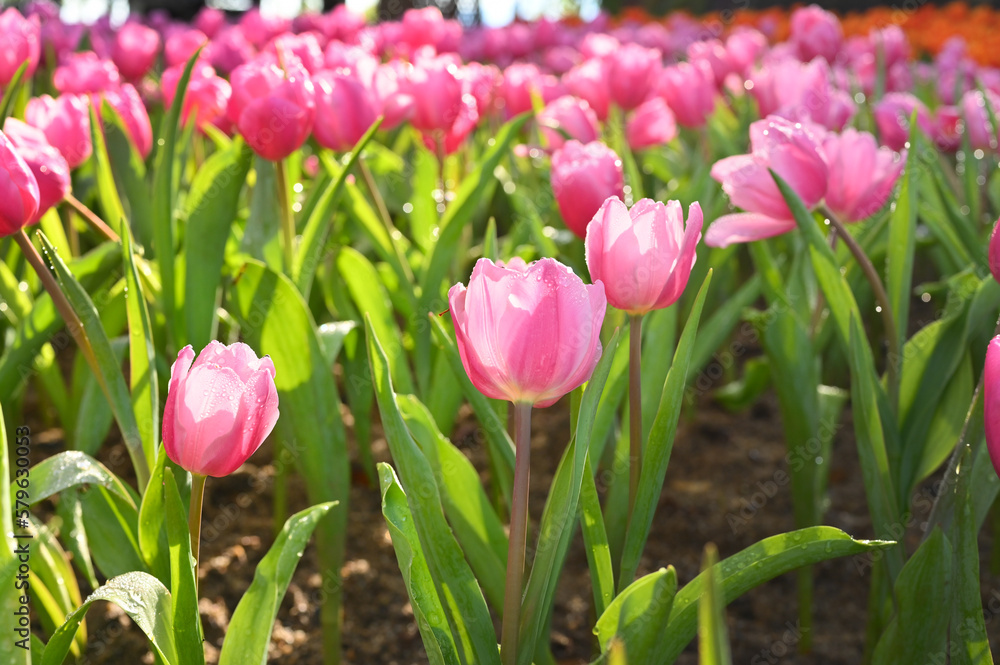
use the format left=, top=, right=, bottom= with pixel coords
left=25, top=386, right=1000, bottom=665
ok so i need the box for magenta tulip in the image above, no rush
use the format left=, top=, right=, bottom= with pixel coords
left=962, top=90, right=1000, bottom=152
left=0, top=130, right=40, bottom=237
left=207, top=26, right=255, bottom=76
left=372, top=61, right=416, bottom=131
left=726, top=27, right=768, bottom=76
left=707, top=116, right=827, bottom=247
left=585, top=196, right=702, bottom=314
left=931, top=105, right=962, bottom=153
left=821, top=128, right=904, bottom=222
left=96, top=84, right=154, bottom=158
left=990, top=218, right=1000, bottom=285
left=163, top=342, right=279, bottom=478
left=563, top=58, right=611, bottom=121
left=687, top=39, right=736, bottom=87
left=872, top=93, right=932, bottom=152
left=407, top=56, right=479, bottom=154
left=313, top=69, right=379, bottom=152
left=227, top=54, right=316, bottom=161
left=985, top=336, right=1000, bottom=479
left=3, top=119, right=70, bottom=222
left=790, top=5, right=842, bottom=63
left=165, top=27, right=209, bottom=68
left=113, top=22, right=161, bottom=81
left=501, top=62, right=565, bottom=119
left=626, top=97, right=677, bottom=150
left=194, top=7, right=227, bottom=38
left=448, top=257, right=606, bottom=408
left=551, top=140, right=625, bottom=238
left=750, top=57, right=854, bottom=131
left=54, top=52, right=121, bottom=95
left=162, top=63, right=232, bottom=133
left=267, top=32, right=325, bottom=74
left=658, top=60, right=717, bottom=128
left=462, top=62, right=501, bottom=118
left=608, top=44, right=661, bottom=111
left=538, top=95, right=599, bottom=149
left=0, top=9, right=40, bottom=88
left=25, top=94, right=92, bottom=169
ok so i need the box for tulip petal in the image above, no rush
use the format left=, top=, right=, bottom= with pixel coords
left=704, top=212, right=796, bottom=248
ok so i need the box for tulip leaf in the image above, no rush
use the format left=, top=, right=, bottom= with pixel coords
left=137, top=448, right=171, bottom=584
left=182, top=138, right=253, bottom=350
left=163, top=469, right=205, bottom=665
left=594, top=567, right=677, bottom=660
left=226, top=259, right=349, bottom=660
left=396, top=394, right=508, bottom=613
left=30, top=518, right=86, bottom=657
left=590, top=325, right=631, bottom=462
left=580, top=458, right=615, bottom=618
left=0, top=242, right=119, bottom=402
left=55, top=487, right=100, bottom=590
left=218, top=502, right=337, bottom=665
left=294, top=117, right=383, bottom=296
left=36, top=231, right=151, bottom=488
left=79, top=485, right=145, bottom=579
left=0, top=405, right=32, bottom=665
left=518, top=328, right=621, bottom=665
left=885, top=122, right=918, bottom=364
left=12, top=450, right=136, bottom=509
left=366, top=316, right=500, bottom=665
left=122, top=222, right=159, bottom=464
left=0, top=61, right=28, bottom=125
left=87, top=102, right=127, bottom=236
left=698, top=545, right=732, bottom=665
left=102, top=101, right=153, bottom=247
left=618, top=270, right=713, bottom=589
left=41, top=572, right=179, bottom=665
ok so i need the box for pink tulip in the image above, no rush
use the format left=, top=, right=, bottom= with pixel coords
left=872, top=93, right=932, bottom=152
left=822, top=129, right=904, bottom=222
left=538, top=96, right=599, bottom=149
left=658, top=60, right=716, bottom=128
left=372, top=61, right=415, bottom=131
left=585, top=197, right=702, bottom=314
left=407, top=56, right=479, bottom=155
left=54, top=53, right=121, bottom=95
left=608, top=44, right=661, bottom=110
left=25, top=94, right=92, bottom=169
left=551, top=140, right=624, bottom=239
left=0, top=130, right=40, bottom=237
left=40, top=19, right=84, bottom=66
left=448, top=257, right=606, bottom=408
left=563, top=58, right=612, bottom=121
left=706, top=116, right=827, bottom=247
left=113, top=22, right=161, bottom=81
left=3, top=119, right=70, bottom=222
left=207, top=26, right=255, bottom=76
left=401, top=6, right=460, bottom=53
left=267, top=32, right=325, bottom=74
left=227, top=54, right=316, bottom=161
left=790, top=5, right=842, bottom=63
left=165, top=28, right=208, bottom=69
left=462, top=62, right=501, bottom=118
left=750, top=57, right=854, bottom=131
left=580, top=32, right=619, bottom=60
left=313, top=70, right=378, bottom=152
left=989, top=218, right=1000, bottom=285
left=961, top=90, right=1000, bottom=151
left=239, top=8, right=289, bottom=50
left=163, top=342, right=280, bottom=478
left=984, top=336, right=1000, bottom=478
left=194, top=7, right=227, bottom=39
left=323, top=42, right=379, bottom=85
left=162, top=63, right=232, bottom=133
left=626, top=97, right=677, bottom=150
left=501, top=62, right=565, bottom=119
left=0, top=9, right=40, bottom=88
left=96, top=84, right=153, bottom=158
left=931, top=105, right=962, bottom=153
left=726, top=28, right=768, bottom=76
left=687, top=39, right=736, bottom=87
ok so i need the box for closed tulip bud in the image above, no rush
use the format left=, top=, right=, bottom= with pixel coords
left=163, top=342, right=280, bottom=478
left=538, top=95, right=599, bottom=149
left=113, top=22, right=160, bottom=81
left=961, top=90, right=1000, bottom=152
left=54, top=52, right=121, bottom=95
left=585, top=196, right=702, bottom=314
left=448, top=257, right=606, bottom=408
left=0, top=130, right=41, bottom=237
left=626, top=97, right=677, bottom=150
left=872, top=93, right=933, bottom=152
left=986, top=336, right=1000, bottom=478
left=608, top=44, right=661, bottom=111
left=164, top=28, right=208, bottom=68
left=563, top=58, right=612, bottom=121
left=162, top=63, right=232, bottom=133
left=990, top=218, right=1000, bottom=285
left=822, top=128, right=904, bottom=222
left=25, top=94, right=92, bottom=169
left=313, top=69, right=379, bottom=152
left=96, top=84, right=154, bottom=158
left=790, top=5, right=843, bottom=63
left=3, top=119, right=70, bottom=222
left=658, top=60, right=717, bottom=128
left=551, top=140, right=624, bottom=238
left=0, top=9, right=40, bottom=87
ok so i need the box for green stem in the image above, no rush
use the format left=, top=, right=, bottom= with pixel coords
left=501, top=402, right=532, bottom=665
left=358, top=159, right=414, bottom=283
left=188, top=473, right=208, bottom=591
left=64, top=194, right=120, bottom=243
left=275, top=158, right=295, bottom=275
left=627, top=314, right=643, bottom=519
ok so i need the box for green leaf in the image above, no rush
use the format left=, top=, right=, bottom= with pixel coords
left=138, top=448, right=170, bottom=584
left=41, top=572, right=178, bottom=665
left=594, top=567, right=677, bottom=660
left=294, top=118, right=382, bottom=295
left=36, top=231, right=150, bottom=488
left=122, top=223, right=159, bottom=465
left=885, top=122, right=918, bottom=363
left=0, top=61, right=29, bottom=125
left=698, top=545, right=732, bottom=665
left=55, top=488, right=100, bottom=590
left=0, top=405, right=32, bottom=665
left=656, top=527, right=893, bottom=663
left=79, top=486, right=145, bottom=579
left=618, top=271, right=712, bottom=589
left=580, top=458, right=614, bottom=618
left=378, top=463, right=464, bottom=665
left=102, top=101, right=152, bottom=247
left=366, top=317, right=500, bottom=665
left=218, top=502, right=336, bottom=665
left=88, top=102, right=127, bottom=236
left=163, top=469, right=204, bottom=664
left=14, top=450, right=136, bottom=509
left=182, top=139, right=253, bottom=350
left=242, top=157, right=283, bottom=270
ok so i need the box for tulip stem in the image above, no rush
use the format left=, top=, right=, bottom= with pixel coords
left=628, top=314, right=643, bottom=519
left=275, top=158, right=296, bottom=275
left=359, top=159, right=414, bottom=283
left=64, top=194, right=120, bottom=244
left=188, top=473, right=208, bottom=590
left=822, top=208, right=900, bottom=409
left=808, top=227, right=839, bottom=338
left=501, top=402, right=532, bottom=665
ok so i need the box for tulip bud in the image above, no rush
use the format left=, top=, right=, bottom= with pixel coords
left=608, top=44, right=661, bottom=111
left=986, top=336, right=1000, bottom=478
left=113, top=22, right=161, bottom=81
left=0, top=130, right=41, bottom=237
left=448, top=257, right=606, bottom=408
left=990, top=218, right=1000, bottom=285
left=790, top=5, right=843, bottom=63
left=3, top=119, right=70, bottom=222
left=25, top=94, right=92, bottom=169
left=163, top=342, right=280, bottom=478
left=54, top=52, right=121, bottom=95
left=551, top=140, right=624, bottom=239
left=313, top=70, right=378, bottom=152
left=626, top=97, right=677, bottom=150
left=538, top=95, right=599, bottom=150
left=0, top=9, right=40, bottom=88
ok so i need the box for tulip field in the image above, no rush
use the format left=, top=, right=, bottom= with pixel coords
left=4, top=0, right=1000, bottom=663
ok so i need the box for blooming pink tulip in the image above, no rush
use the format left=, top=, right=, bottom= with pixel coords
left=25, top=94, right=92, bottom=169
left=538, top=96, right=599, bottom=149
left=162, top=63, right=232, bottom=133
left=323, top=42, right=379, bottom=85
left=585, top=197, right=702, bottom=314
left=790, top=5, right=842, bottom=63
left=658, top=60, right=716, bottom=128
left=0, top=130, right=40, bottom=237
left=163, top=342, right=279, bottom=478
left=501, top=62, right=565, bottom=119
left=448, top=257, right=606, bottom=408
left=372, top=61, right=416, bottom=131
left=551, top=140, right=625, bottom=238
left=113, top=22, right=161, bottom=81
left=313, top=70, right=378, bottom=152
left=626, top=97, right=677, bottom=150
left=239, top=8, right=289, bottom=50
left=4, top=119, right=70, bottom=222
left=0, top=9, right=40, bottom=88
left=54, top=52, right=121, bottom=95
left=990, top=218, right=1000, bottom=285
left=872, top=93, right=933, bottom=152
left=563, top=58, right=612, bottom=121
left=706, top=116, right=827, bottom=247
left=822, top=129, right=904, bottom=222
left=608, top=44, right=661, bottom=110
left=227, top=54, right=316, bottom=161
left=961, top=90, right=1000, bottom=152
left=985, top=336, right=1000, bottom=478
left=750, top=57, right=854, bottom=131
left=96, top=84, right=154, bottom=158
left=407, top=56, right=479, bottom=155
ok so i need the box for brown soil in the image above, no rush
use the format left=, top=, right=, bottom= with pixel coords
left=27, top=388, right=1000, bottom=664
